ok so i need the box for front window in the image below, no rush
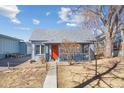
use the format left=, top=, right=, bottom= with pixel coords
left=35, top=45, right=40, bottom=54
left=35, top=45, right=44, bottom=54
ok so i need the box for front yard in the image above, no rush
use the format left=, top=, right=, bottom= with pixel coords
left=57, top=57, right=124, bottom=88
left=0, top=57, right=124, bottom=88
left=0, top=60, right=47, bottom=88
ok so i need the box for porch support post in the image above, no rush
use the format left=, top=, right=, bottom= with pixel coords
left=47, top=44, right=49, bottom=61
left=40, top=45, right=41, bottom=55
left=121, top=30, right=124, bottom=57
left=49, top=44, right=51, bottom=61
left=81, top=44, right=83, bottom=61
left=58, top=44, right=60, bottom=62
left=88, top=44, right=91, bottom=61
left=43, top=44, right=47, bottom=59
left=32, top=44, right=35, bottom=60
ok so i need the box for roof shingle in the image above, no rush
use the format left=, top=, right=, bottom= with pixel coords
left=29, top=29, right=96, bottom=43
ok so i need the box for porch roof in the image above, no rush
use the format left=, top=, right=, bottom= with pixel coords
left=29, top=29, right=96, bottom=43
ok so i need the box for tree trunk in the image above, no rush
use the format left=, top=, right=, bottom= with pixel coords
left=104, top=32, right=112, bottom=58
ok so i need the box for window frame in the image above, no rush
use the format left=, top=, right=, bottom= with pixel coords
left=35, top=45, right=45, bottom=55
left=41, top=45, right=45, bottom=54
left=35, top=45, right=40, bottom=55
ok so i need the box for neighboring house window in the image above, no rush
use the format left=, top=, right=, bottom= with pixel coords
left=99, top=41, right=105, bottom=48
left=35, top=45, right=40, bottom=54
left=113, top=42, right=121, bottom=50
left=83, top=45, right=89, bottom=54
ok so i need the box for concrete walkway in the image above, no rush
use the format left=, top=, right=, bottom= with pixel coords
left=43, top=62, right=57, bottom=88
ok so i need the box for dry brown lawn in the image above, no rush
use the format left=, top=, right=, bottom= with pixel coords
left=57, top=57, right=124, bottom=88
left=0, top=60, right=48, bottom=88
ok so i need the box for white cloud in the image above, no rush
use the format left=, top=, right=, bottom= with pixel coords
left=14, top=27, right=30, bottom=31
left=58, top=7, right=84, bottom=27
left=71, top=14, right=84, bottom=23
left=11, top=18, right=21, bottom=24
left=33, top=19, right=40, bottom=25
left=0, top=5, right=21, bottom=24
left=66, top=23, right=78, bottom=27
left=58, top=7, right=71, bottom=22
left=46, top=12, right=51, bottom=16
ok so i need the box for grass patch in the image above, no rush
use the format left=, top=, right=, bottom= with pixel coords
left=57, top=57, right=124, bottom=88
left=0, top=61, right=47, bottom=88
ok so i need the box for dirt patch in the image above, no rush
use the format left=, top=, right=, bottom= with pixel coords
left=57, top=57, right=124, bottom=88
left=0, top=61, right=48, bottom=88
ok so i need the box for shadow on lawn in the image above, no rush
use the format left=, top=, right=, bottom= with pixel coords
left=74, top=61, right=120, bottom=88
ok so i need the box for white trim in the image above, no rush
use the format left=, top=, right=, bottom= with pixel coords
left=32, top=44, right=35, bottom=60
left=40, top=45, right=41, bottom=54
left=58, top=44, right=60, bottom=62
left=88, top=44, right=91, bottom=61
left=49, top=44, right=51, bottom=60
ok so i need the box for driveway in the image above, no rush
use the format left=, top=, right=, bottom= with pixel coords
left=0, top=56, right=31, bottom=67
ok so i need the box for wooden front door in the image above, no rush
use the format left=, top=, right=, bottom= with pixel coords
left=51, top=44, right=58, bottom=60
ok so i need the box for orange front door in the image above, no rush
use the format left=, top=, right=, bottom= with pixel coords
left=51, top=44, right=58, bottom=60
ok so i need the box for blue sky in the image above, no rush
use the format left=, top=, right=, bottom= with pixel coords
left=0, top=5, right=80, bottom=41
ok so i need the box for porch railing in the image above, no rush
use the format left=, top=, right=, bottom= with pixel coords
left=59, top=53, right=89, bottom=62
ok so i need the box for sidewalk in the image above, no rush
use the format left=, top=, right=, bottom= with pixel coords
left=43, top=62, right=57, bottom=88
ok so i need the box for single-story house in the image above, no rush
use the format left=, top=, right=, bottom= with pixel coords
left=29, top=29, right=96, bottom=62
left=0, top=34, right=32, bottom=59
left=0, top=34, right=21, bottom=59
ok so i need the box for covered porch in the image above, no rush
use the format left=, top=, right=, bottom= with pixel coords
left=31, top=41, right=94, bottom=62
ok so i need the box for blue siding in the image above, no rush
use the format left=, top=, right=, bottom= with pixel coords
left=0, top=37, right=20, bottom=59
left=31, top=41, right=94, bottom=62
left=19, top=42, right=27, bottom=55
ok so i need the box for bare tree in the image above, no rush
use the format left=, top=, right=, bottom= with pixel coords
left=60, top=39, right=81, bottom=65
left=76, top=5, right=124, bottom=58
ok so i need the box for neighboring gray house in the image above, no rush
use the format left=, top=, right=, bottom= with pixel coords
left=29, top=29, right=96, bottom=62
left=96, top=28, right=124, bottom=57
left=0, top=34, right=21, bottom=59
left=19, top=42, right=32, bottom=56
left=0, top=34, right=32, bottom=59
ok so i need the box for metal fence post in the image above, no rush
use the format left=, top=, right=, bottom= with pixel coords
left=7, top=61, right=10, bottom=69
